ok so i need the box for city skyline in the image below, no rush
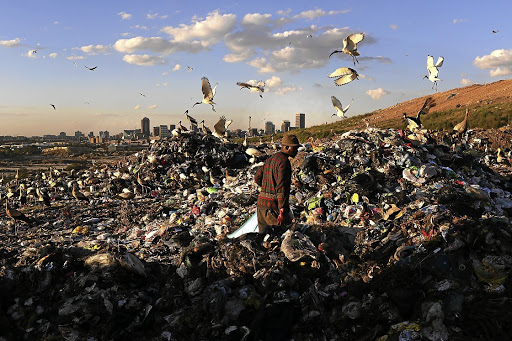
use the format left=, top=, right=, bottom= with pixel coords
left=1, top=1, right=511, bottom=136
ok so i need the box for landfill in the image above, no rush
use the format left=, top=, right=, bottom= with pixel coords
left=1, top=127, right=512, bottom=340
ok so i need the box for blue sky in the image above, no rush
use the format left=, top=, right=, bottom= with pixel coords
left=1, top=0, right=511, bottom=136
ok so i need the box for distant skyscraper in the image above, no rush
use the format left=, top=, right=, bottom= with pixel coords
left=281, top=120, right=290, bottom=133
left=153, top=126, right=160, bottom=137
left=141, top=117, right=150, bottom=137
left=264, top=121, right=275, bottom=135
left=160, top=125, right=169, bottom=138
left=295, top=113, right=305, bottom=129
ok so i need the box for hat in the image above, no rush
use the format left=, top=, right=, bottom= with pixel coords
left=281, top=134, right=301, bottom=147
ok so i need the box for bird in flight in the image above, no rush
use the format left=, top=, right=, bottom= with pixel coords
left=140, top=93, right=146, bottom=97
left=403, top=97, right=436, bottom=131
left=73, top=62, right=78, bottom=67
left=85, top=66, right=97, bottom=71
left=329, top=33, right=365, bottom=66
left=32, top=50, right=37, bottom=54
left=423, top=55, right=444, bottom=91
left=50, top=104, right=56, bottom=110
left=446, top=93, right=458, bottom=100
left=306, top=34, right=313, bottom=38
left=213, top=116, right=232, bottom=140
left=236, top=81, right=265, bottom=98
left=331, top=96, right=353, bottom=119
left=187, top=66, right=193, bottom=71
left=193, top=77, right=217, bottom=112
left=492, top=30, right=500, bottom=34
left=328, top=67, right=359, bottom=86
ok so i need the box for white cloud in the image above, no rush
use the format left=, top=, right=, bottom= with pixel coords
left=133, top=104, right=142, bottom=110
left=155, top=82, right=168, bottom=87
left=131, top=25, right=148, bottom=30
left=160, top=10, right=236, bottom=47
left=366, top=88, right=389, bottom=100
left=277, top=9, right=292, bottom=16
left=274, top=85, right=301, bottom=95
left=122, top=54, right=168, bottom=66
left=460, top=78, right=473, bottom=85
left=453, top=18, right=467, bottom=24
left=148, top=104, right=158, bottom=109
left=265, top=76, right=282, bottom=88
left=53, top=21, right=60, bottom=25
left=25, top=50, right=38, bottom=58
left=490, top=67, right=512, bottom=77
left=147, top=13, right=168, bottom=20
left=172, top=64, right=181, bottom=71
left=118, top=12, right=132, bottom=20
left=121, top=32, right=131, bottom=37
left=474, top=49, right=512, bottom=77
left=114, top=36, right=203, bottom=54
left=241, top=13, right=272, bottom=26
left=78, top=44, right=110, bottom=54
left=66, top=55, right=86, bottom=60
left=390, top=24, right=398, bottom=30
left=294, top=9, right=349, bottom=20
left=0, top=38, right=21, bottom=47
left=49, top=52, right=57, bottom=58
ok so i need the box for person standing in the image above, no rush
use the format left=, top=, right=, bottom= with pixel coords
left=254, top=134, right=300, bottom=233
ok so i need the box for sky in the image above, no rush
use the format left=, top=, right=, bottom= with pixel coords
left=1, top=0, right=511, bottom=136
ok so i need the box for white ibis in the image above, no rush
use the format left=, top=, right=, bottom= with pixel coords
left=213, top=116, right=232, bottom=140
left=403, top=97, right=436, bottom=132
left=193, top=77, right=217, bottom=112
left=72, top=182, right=88, bottom=202
left=50, top=104, right=56, bottom=110
left=329, top=33, right=365, bottom=66
left=183, top=110, right=198, bottom=127
left=236, top=81, right=265, bottom=98
left=328, top=67, right=359, bottom=86
left=331, top=96, right=353, bottom=119
left=423, top=55, right=444, bottom=91
left=188, top=66, right=193, bottom=71
left=85, top=66, right=97, bottom=71
left=199, top=120, right=211, bottom=135
left=5, top=200, right=32, bottom=235
left=178, top=121, right=189, bottom=133
left=492, top=30, right=500, bottom=34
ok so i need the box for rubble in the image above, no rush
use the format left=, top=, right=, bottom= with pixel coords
left=1, top=127, right=512, bottom=340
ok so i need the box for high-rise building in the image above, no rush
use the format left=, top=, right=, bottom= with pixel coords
left=88, top=131, right=94, bottom=138
left=160, top=125, right=169, bottom=138
left=295, top=113, right=305, bottom=129
left=141, top=117, right=150, bottom=137
left=153, top=126, right=160, bottom=137
left=281, top=120, right=290, bottom=133
left=264, top=121, right=275, bottom=135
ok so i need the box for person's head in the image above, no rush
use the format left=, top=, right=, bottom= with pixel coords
left=281, top=134, right=300, bottom=157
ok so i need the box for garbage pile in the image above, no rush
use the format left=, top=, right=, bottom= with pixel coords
left=1, top=128, right=512, bottom=340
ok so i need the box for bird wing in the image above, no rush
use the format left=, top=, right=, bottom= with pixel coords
left=426, top=55, right=434, bottom=69
left=201, top=77, right=213, bottom=101
left=187, top=114, right=197, bottom=125
left=345, top=33, right=364, bottom=51
left=334, top=72, right=358, bottom=86
left=343, top=100, right=353, bottom=113
left=331, top=96, right=343, bottom=113
left=328, top=67, right=354, bottom=78
left=214, top=117, right=226, bottom=135
left=237, top=82, right=251, bottom=89
left=435, top=56, right=444, bottom=67
left=212, top=83, right=218, bottom=98
left=225, top=119, right=233, bottom=130
left=418, top=97, right=436, bottom=117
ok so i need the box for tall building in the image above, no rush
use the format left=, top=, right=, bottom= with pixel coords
left=281, top=120, right=290, bottom=133
left=264, top=121, right=275, bottom=135
left=160, top=125, right=169, bottom=138
left=141, top=117, right=150, bottom=137
left=153, top=126, right=160, bottom=137
left=295, top=113, right=305, bottom=129
left=88, top=131, right=94, bottom=138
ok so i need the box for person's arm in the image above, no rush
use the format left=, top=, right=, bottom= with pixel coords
left=254, top=165, right=263, bottom=186
left=275, top=157, right=291, bottom=211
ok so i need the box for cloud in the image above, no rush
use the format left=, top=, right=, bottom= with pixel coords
left=293, top=9, right=349, bottom=20
left=133, top=105, right=142, bottom=110
left=366, top=88, right=389, bottom=100
left=274, top=85, right=301, bottom=95
left=53, top=21, right=60, bottom=25
left=453, top=18, right=467, bottom=24
left=66, top=55, right=86, bottom=60
left=147, top=13, right=168, bottom=20
left=78, top=44, right=110, bottom=54
left=460, top=78, right=472, bottom=85
left=118, top=12, right=132, bottom=20
left=0, top=38, right=21, bottom=47
left=114, top=36, right=204, bottom=54
left=155, top=82, right=168, bottom=87
left=121, top=32, right=131, bottom=37
left=160, top=10, right=236, bottom=48
left=265, top=75, right=282, bottom=88
left=131, top=25, right=148, bottom=30
left=172, top=64, right=181, bottom=71
left=49, top=52, right=57, bottom=58
left=122, top=54, right=168, bottom=66
left=277, top=9, right=292, bottom=16
left=241, top=13, right=273, bottom=26
left=474, top=49, right=512, bottom=77
left=390, top=24, right=398, bottom=30
left=312, top=83, right=323, bottom=88
left=148, top=104, right=158, bottom=109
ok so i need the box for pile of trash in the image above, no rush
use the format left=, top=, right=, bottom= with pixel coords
left=1, top=127, right=512, bottom=340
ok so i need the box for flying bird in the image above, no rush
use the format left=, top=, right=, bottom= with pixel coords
left=446, top=93, right=458, bottom=100
left=492, top=30, right=500, bottom=34
left=50, top=104, right=56, bottom=110
left=236, top=81, right=265, bottom=98
left=73, top=62, right=78, bottom=67
left=193, top=77, right=217, bottom=112
left=32, top=50, right=37, bottom=54
left=85, top=66, right=97, bottom=71
left=331, top=96, right=353, bottom=119
left=187, top=66, right=193, bottom=71
left=403, top=97, right=436, bottom=131
left=329, top=33, right=365, bottom=66
left=140, top=93, right=146, bottom=97
left=213, top=116, right=232, bottom=140
left=328, top=67, right=359, bottom=86
left=307, top=34, right=313, bottom=38
left=423, top=55, right=444, bottom=91
left=183, top=110, right=198, bottom=126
